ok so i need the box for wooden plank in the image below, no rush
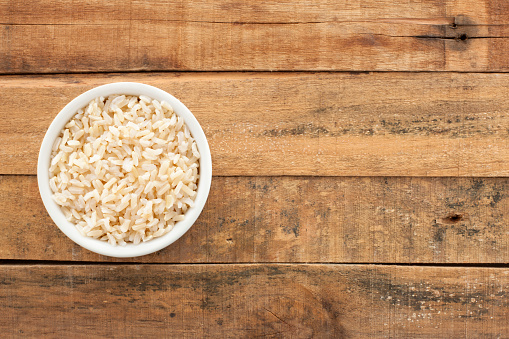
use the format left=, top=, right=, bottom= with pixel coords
left=2, top=175, right=509, bottom=263
left=0, top=264, right=507, bottom=337
left=1, top=0, right=509, bottom=72
left=3, top=72, right=509, bottom=176
left=0, top=0, right=445, bottom=25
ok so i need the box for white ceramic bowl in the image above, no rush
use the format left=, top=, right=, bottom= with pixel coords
left=37, top=82, right=212, bottom=258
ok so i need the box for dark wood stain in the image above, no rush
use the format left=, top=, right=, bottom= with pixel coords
left=262, top=112, right=508, bottom=139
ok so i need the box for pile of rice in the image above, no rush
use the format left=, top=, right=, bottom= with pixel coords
left=49, top=94, right=200, bottom=245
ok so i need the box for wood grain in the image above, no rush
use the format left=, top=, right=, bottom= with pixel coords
left=2, top=0, right=509, bottom=72
left=3, top=72, right=509, bottom=176
left=3, top=175, right=509, bottom=263
left=0, top=264, right=508, bottom=337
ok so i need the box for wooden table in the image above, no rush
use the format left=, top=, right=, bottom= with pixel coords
left=1, top=1, right=509, bottom=337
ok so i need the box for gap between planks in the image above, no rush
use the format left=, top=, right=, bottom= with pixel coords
left=8, top=70, right=509, bottom=76
left=0, top=260, right=508, bottom=268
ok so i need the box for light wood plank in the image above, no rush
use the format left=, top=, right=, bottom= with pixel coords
left=0, top=264, right=508, bottom=337
left=2, top=175, right=509, bottom=263
left=0, top=0, right=445, bottom=25
left=2, top=72, right=509, bottom=176
left=1, top=0, right=509, bottom=72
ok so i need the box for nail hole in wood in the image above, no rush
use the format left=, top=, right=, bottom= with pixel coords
left=459, top=33, right=468, bottom=41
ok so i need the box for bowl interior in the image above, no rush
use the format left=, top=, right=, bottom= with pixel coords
left=37, top=82, right=212, bottom=258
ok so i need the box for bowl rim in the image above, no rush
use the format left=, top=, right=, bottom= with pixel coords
left=37, top=82, right=212, bottom=258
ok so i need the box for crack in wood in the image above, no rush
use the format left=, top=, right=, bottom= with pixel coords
left=263, top=307, right=292, bottom=327
left=0, top=16, right=506, bottom=31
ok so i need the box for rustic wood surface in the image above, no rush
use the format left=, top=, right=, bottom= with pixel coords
left=1, top=264, right=508, bottom=338
left=2, top=0, right=509, bottom=73
left=4, top=72, right=509, bottom=176
left=2, top=0, right=509, bottom=337
left=2, top=175, right=509, bottom=264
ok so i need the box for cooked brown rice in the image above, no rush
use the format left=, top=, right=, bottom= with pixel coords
left=49, top=94, right=200, bottom=246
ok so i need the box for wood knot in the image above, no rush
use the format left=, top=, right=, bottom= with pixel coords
left=458, top=33, right=468, bottom=41
left=442, top=213, right=463, bottom=224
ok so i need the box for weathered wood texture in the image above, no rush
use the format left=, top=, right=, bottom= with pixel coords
left=3, top=175, right=509, bottom=263
left=0, top=264, right=508, bottom=337
left=1, top=0, right=509, bottom=72
left=3, top=72, right=509, bottom=176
